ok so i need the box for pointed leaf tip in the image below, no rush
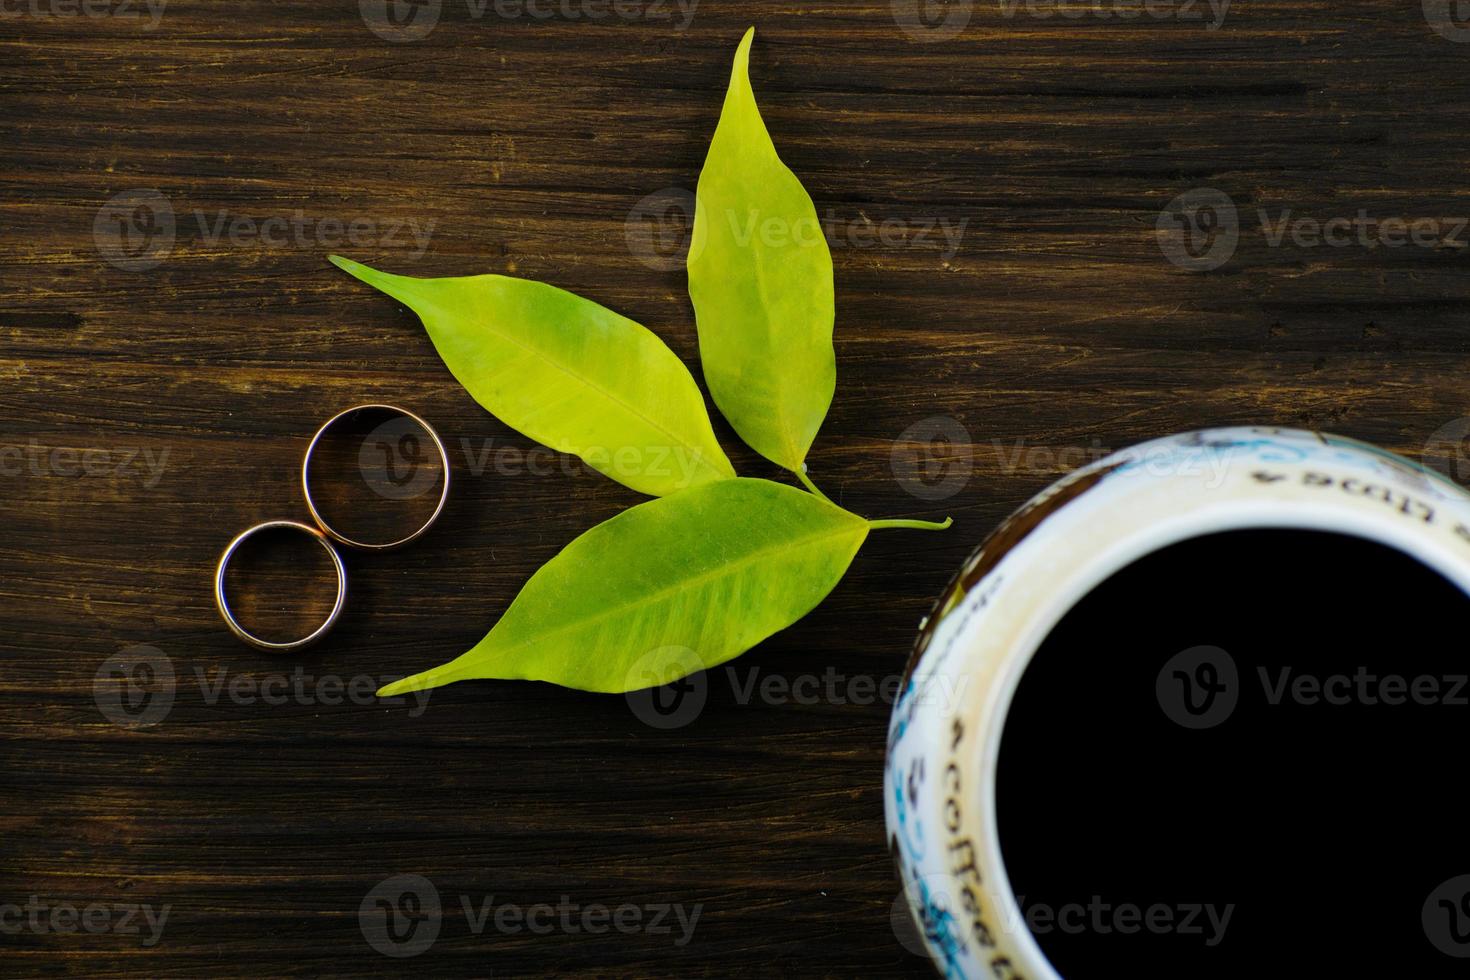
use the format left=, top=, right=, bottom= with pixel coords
left=377, top=664, right=460, bottom=699
left=328, top=253, right=364, bottom=275
left=332, top=256, right=734, bottom=497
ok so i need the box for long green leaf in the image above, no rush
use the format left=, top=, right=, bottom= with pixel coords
left=331, top=255, right=735, bottom=497
left=377, top=478, right=869, bottom=696
left=688, top=27, right=837, bottom=475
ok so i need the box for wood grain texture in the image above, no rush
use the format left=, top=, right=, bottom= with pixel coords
left=4, top=0, right=1470, bottom=975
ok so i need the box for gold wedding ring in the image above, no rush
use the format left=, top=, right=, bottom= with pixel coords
left=214, top=521, right=347, bottom=652
left=214, top=404, right=450, bottom=650
left=302, top=403, right=451, bottom=551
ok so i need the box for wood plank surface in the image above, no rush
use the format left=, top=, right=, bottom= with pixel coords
left=4, top=0, right=1470, bottom=975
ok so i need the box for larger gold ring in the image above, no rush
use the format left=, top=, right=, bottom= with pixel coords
left=301, top=403, right=451, bottom=551
left=214, top=520, right=348, bottom=652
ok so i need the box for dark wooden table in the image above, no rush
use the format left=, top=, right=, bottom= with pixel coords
left=5, top=0, right=1470, bottom=975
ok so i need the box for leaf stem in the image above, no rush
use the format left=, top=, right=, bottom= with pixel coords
left=868, top=517, right=955, bottom=533
left=796, top=465, right=833, bottom=503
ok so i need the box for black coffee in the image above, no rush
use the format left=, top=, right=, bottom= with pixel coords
left=997, top=529, right=1470, bottom=978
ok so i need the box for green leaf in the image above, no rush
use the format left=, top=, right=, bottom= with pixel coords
left=687, top=27, right=837, bottom=475
left=377, top=478, right=869, bottom=697
left=330, top=255, right=735, bottom=498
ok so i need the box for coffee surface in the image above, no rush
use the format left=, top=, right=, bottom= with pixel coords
left=997, top=529, right=1470, bottom=977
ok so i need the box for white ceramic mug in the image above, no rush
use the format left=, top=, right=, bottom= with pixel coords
left=884, top=426, right=1470, bottom=979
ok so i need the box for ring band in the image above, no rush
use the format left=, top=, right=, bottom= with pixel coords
left=214, top=521, right=348, bottom=652
left=301, top=403, right=451, bottom=551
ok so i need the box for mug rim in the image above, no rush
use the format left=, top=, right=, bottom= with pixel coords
left=887, top=426, right=1470, bottom=979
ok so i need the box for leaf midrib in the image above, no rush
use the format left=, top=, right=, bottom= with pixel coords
left=747, top=192, right=805, bottom=467
left=409, top=277, right=730, bottom=484
left=708, top=97, right=825, bottom=470
left=487, top=517, right=865, bottom=660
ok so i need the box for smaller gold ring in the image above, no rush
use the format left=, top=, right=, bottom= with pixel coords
left=301, top=404, right=451, bottom=551
left=214, top=521, right=347, bottom=653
